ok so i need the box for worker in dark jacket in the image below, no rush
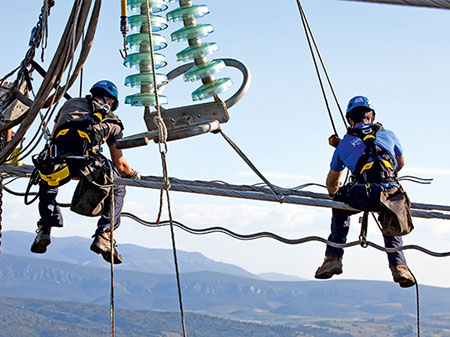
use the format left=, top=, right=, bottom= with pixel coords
left=315, top=96, right=415, bottom=288
left=31, top=80, right=140, bottom=264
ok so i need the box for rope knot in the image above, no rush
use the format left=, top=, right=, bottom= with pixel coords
left=153, top=115, right=168, bottom=153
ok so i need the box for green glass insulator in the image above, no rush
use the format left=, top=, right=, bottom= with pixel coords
left=127, top=0, right=169, bottom=13
left=166, top=5, right=209, bottom=22
left=124, top=52, right=167, bottom=70
left=126, top=33, right=167, bottom=51
left=125, top=93, right=168, bottom=107
left=125, top=73, right=168, bottom=88
left=128, top=14, right=167, bottom=31
left=171, top=24, right=213, bottom=42
left=176, top=43, right=218, bottom=62
left=183, top=60, right=225, bottom=82
left=192, top=78, right=233, bottom=101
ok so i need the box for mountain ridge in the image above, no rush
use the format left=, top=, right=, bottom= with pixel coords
left=0, top=251, right=449, bottom=327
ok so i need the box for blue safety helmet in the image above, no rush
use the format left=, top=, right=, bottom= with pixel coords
left=90, top=80, right=119, bottom=111
left=346, top=95, right=374, bottom=115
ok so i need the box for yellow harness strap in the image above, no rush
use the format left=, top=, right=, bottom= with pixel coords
left=360, top=160, right=394, bottom=174
left=39, top=166, right=70, bottom=186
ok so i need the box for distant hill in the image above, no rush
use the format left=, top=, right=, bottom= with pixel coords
left=0, top=296, right=449, bottom=337
left=257, top=272, right=306, bottom=282
left=0, top=252, right=449, bottom=327
left=1, top=230, right=261, bottom=278
left=0, top=296, right=303, bottom=337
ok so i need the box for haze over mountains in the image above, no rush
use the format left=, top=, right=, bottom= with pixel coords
left=0, top=230, right=449, bottom=328
left=0, top=231, right=450, bottom=337
left=2, top=230, right=304, bottom=281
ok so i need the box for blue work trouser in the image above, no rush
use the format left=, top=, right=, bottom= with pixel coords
left=38, top=168, right=126, bottom=236
left=325, top=208, right=407, bottom=267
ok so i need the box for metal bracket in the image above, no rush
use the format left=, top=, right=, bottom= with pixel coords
left=116, top=58, right=251, bottom=150
left=0, top=82, right=30, bottom=122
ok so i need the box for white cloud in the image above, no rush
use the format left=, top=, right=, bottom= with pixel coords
left=236, top=170, right=321, bottom=184
left=411, top=218, right=450, bottom=236
left=123, top=200, right=326, bottom=234
left=402, top=167, right=450, bottom=177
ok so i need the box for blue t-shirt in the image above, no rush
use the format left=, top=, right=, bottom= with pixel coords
left=330, top=123, right=403, bottom=174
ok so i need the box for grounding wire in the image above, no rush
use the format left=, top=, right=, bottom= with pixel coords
left=218, top=129, right=284, bottom=201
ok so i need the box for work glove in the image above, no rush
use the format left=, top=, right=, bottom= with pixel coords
left=127, top=169, right=141, bottom=180
left=328, top=134, right=341, bottom=148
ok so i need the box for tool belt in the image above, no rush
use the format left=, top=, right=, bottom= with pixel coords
left=334, top=183, right=413, bottom=236
left=32, top=145, right=113, bottom=216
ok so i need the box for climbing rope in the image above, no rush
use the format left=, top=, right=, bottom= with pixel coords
left=407, top=268, right=421, bottom=337
left=144, top=1, right=187, bottom=335
left=0, top=125, right=4, bottom=250
left=295, top=0, right=347, bottom=135
left=109, top=169, right=116, bottom=337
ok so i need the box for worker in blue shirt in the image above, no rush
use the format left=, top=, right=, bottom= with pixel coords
left=315, top=96, right=415, bottom=288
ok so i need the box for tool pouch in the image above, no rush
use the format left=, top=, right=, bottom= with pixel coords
left=70, top=158, right=113, bottom=217
left=379, top=185, right=414, bottom=236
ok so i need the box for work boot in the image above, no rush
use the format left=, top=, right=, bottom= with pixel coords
left=30, top=225, right=52, bottom=254
left=314, top=256, right=343, bottom=279
left=391, top=265, right=416, bottom=288
left=90, top=232, right=123, bottom=264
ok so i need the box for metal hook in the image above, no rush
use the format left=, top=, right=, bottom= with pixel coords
left=119, top=40, right=128, bottom=60
left=119, top=15, right=129, bottom=60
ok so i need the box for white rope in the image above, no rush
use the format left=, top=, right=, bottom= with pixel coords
left=341, top=0, right=450, bottom=10
left=153, top=116, right=168, bottom=145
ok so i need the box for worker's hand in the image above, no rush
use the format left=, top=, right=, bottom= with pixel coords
left=127, top=169, right=141, bottom=180
left=328, top=134, right=341, bottom=148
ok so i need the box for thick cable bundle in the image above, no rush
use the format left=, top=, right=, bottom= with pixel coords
left=342, top=0, right=450, bottom=10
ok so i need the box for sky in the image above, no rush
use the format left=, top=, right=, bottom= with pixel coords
left=0, top=0, right=449, bottom=288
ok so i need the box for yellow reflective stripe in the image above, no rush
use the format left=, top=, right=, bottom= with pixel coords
left=55, top=128, right=69, bottom=138
left=381, top=160, right=393, bottom=170
left=363, top=134, right=375, bottom=141
left=360, top=161, right=374, bottom=174
left=93, top=112, right=103, bottom=121
left=39, top=166, right=70, bottom=186
left=77, top=130, right=91, bottom=143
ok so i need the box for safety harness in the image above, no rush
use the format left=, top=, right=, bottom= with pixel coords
left=348, top=123, right=397, bottom=185
left=33, top=96, right=119, bottom=187
left=342, top=123, right=413, bottom=237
